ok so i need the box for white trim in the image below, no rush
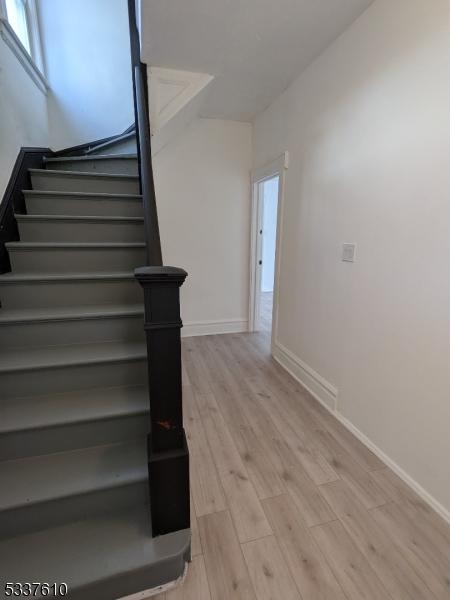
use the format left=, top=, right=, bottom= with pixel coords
left=181, top=319, right=248, bottom=338
left=339, top=414, right=450, bottom=524
left=249, top=181, right=264, bottom=331
left=0, top=17, right=48, bottom=94
left=273, top=342, right=450, bottom=524
left=273, top=342, right=338, bottom=411
left=119, top=562, right=188, bottom=599
left=26, top=0, right=45, bottom=75
left=149, top=67, right=213, bottom=135
left=249, top=152, right=288, bottom=351
left=251, top=152, right=289, bottom=184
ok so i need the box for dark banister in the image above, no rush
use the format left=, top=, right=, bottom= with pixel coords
left=134, top=66, right=163, bottom=266
left=135, top=266, right=190, bottom=537
left=127, top=0, right=190, bottom=539
left=0, top=148, right=53, bottom=274
left=128, top=0, right=162, bottom=266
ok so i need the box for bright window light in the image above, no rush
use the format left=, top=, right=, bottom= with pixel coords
left=5, top=0, right=31, bottom=54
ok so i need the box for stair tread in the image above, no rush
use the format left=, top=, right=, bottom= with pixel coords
left=29, top=168, right=139, bottom=180
left=6, top=242, right=146, bottom=249
left=45, top=154, right=138, bottom=163
left=0, top=271, right=135, bottom=282
left=0, top=439, right=147, bottom=511
left=23, top=189, right=142, bottom=198
left=15, top=214, right=144, bottom=222
left=0, top=384, right=148, bottom=434
left=87, top=130, right=136, bottom=154
left=0, top=303, right=143, bottom=324
left=0, top=340, right=146, bottom=373
left=0, top=504, right=189, bottom=594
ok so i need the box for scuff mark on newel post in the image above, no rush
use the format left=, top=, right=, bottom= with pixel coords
left=135, top=266, right=190, bottom=537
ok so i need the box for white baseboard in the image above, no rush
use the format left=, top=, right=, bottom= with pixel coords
left=181, top=319, right=248, bottom=338
left=273, top=341, right=450, bottom=525
left=273, top=342, right=338, bottom=410
left=337, top=413, right=450, bottom=523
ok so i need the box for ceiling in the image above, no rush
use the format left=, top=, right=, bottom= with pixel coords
left=140, top=0, right=374, bottom=122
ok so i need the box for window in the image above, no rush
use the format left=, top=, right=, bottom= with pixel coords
left=0, top=0, right=46, bottom=91
left=1, top=0, right=44, bottom=68
left=5, top=0, right=31, bottom=53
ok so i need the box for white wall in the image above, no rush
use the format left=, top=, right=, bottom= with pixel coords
left=0, top=32, right=49, bottom=197
left=261, top=177, right=278, bottom=293
left=253, top=0, right=450, bottom=516
left=37, top=0, right=134, bottom=149
left=154, top=118, right=252, bottom=336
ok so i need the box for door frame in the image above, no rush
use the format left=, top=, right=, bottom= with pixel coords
left=249, top=152, right=288, bottom=352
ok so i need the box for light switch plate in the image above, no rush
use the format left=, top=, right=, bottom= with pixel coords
left=342, top=243, right=356, bottom=262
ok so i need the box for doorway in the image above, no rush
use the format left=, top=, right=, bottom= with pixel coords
left=249, top=153, right=287, bottom=348
left=259, top=176, right=279, bottom=334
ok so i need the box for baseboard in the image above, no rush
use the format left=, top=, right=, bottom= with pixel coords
left=273, top=341, right=338, bottom=410
left=337, top=413, right=450, bottom=524
left=181, top=319, right=248, bottom=338
left=273, top=341, right=450, bottom=525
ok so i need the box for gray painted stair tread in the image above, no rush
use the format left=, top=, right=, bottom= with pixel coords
left=23, top=189, right=142, bottom=199
left=44, top=154, right=137, bottom=163
left=29, top=168, right=139, bottom=180
left=0, top=440, right=147, bottom=511
left=41, top=155, right=139, bottom=177
left=0, top=303, right=143, bottom=324
left=87, top=131, right=136, bottom=154
left=0, top=138, right=190, bottom=595
left=0, top=271, right=135, bottom=282
left=0, top=340, right=146, bottom=373
left=6, top=242, right=146, bottom=249
left=0, top=385, right=148, bottom=434
left=15, top=214, right=144, bottom=223
left=0, top=505, right=189, bottom=596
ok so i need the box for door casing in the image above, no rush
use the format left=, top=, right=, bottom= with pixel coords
left=249, top=152, right=288, bottom=354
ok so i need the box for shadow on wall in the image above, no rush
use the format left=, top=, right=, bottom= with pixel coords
left=37, top=0, right=134, bottom=150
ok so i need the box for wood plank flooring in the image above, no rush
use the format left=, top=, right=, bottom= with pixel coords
left=259, top=292, right=273, bottom=333
left=154, top=330, right=450, bottom=599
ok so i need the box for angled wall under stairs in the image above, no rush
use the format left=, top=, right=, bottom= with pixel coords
left=0, top=140, right=189, bottom=599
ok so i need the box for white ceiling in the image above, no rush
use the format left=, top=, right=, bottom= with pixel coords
left=140, top=0, right=374, bottom=122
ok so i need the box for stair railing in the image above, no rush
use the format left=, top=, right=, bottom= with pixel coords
left=128, top=0, right=161, bottom=267
left=128, top=0, right=190, bottom=538
left=134, top=66, right=163, bottom=266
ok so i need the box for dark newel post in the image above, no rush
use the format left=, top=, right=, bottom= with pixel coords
left=135, top=266, right=190, bottom=537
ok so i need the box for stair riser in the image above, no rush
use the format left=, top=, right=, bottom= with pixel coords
left=0, top=414, right=149, bottom=461
left=9, top=247, right=146, bottom=274
left=30, top=172, right=140, bottom=194
left=0, top=507, right=190, bottom=600
left=0, top=279, right=141, bottom=309
left=0, top=481, right=148, bottom=538
left=0, top=315, right=145, bottom=349
left=90, top=138, right=137, bottom=156
left=25, top=193, right=143, bottom=217
left=45, top=158, right=138, bottom=175
left=17, top=220, right=145, bottom=243
left=1, top=359, right=147, bottom=399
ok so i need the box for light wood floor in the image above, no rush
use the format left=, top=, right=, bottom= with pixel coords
left=259, top=292, right=273, bottom=333
left=155, top=330, right=450, bottom=600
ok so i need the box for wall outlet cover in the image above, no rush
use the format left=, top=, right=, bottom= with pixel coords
left=342, top=243, right=356, bottom=262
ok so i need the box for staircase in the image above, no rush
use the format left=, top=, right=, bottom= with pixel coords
left=0, top=143, right=190, bottom=599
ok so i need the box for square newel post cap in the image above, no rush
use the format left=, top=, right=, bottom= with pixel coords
left=134, top=266, right=188, bottom=286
